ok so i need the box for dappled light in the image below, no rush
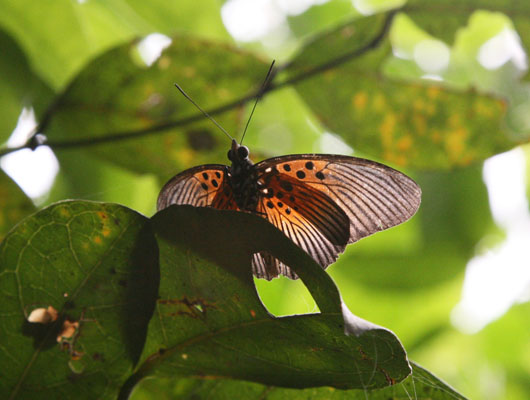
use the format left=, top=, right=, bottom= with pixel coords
left=478, top=28, right=526, bottom=71
left=413, top=39, right=450, bottom=73
left=136, top=33, right=172, bottom=67
left=452, top=149, right=530, bottom=333
left=1, top=108, right=58, bottom=201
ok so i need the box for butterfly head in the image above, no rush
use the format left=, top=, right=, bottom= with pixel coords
left=228, top=139, right=250, bottom=163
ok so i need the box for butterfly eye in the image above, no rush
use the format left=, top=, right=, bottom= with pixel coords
left=227, top=150, right=233, bottom=161
left=238, top=146, right=249, bottom=159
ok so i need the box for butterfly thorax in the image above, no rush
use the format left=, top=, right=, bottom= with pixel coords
left=227, top=140, right=259, bottom=210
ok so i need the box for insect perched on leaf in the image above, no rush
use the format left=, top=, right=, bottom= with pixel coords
left=157, top=62, right=421, bottom=280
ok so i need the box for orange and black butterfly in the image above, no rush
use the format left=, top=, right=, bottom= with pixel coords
left=157, top=65, right=421, bottom=280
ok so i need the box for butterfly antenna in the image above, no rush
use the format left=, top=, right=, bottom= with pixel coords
left=174, top=83, right=234, bottom=141
left=240, top=60, right=276, bottom=144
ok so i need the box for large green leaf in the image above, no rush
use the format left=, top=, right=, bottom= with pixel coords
left=286, top=13, right=513, bottom=169
left=0, top=201, right=159, bottom=399
left=47, top=150, right=159, bottom=216
left=0, top=28, right=52, bottom=142
left=0, top=0, right=228, bottom=89
left=43, top=38, right=267, bottom=178
left=131, top=361, right=466, bottom=399
left=401, top=6, right=530, bottom=137
left=125, top=206, right=411, bottom=396
left=0, top=169, right=35, bottom=241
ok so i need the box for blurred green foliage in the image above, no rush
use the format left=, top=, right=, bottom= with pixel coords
left=1, top=0, right=529, bottom=399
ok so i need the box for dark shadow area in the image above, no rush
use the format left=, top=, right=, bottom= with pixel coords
left=121, top=220, right=160, bottom=366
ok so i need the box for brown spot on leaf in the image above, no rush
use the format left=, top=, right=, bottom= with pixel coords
left=158, top=296, right=216, bottom=318
left=397, top=135, right=413, bottom=151
left=352, top=91, right=367, bottom=111
left=57, top=320, right=79, bottom=343
left=358, top=346, right=370, bottom=360
left=379, top=367, right=396, bottom=386
left=186, top=129, right=217, bottom=151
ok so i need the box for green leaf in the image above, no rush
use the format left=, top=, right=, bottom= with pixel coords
left=392, top=9, right=530, bottom=137
left=131, top=361, right=466, bottom=399
left=118, top=0, right=229, bottom=41
left=0, top=0, right=132, bottom=90
left=0, top=0, right=228, bottom=89
left=0, top=201, right=159, bottom=399
left=0, top=28, right=52, bottom=142
left=44, top=38, right=268, bottom=178
left=287, top=13, right=512, bottom=169
left=126, top=206, right=410, bottom=395
left=47, top=150, right=159, bottom=216
left=0, top=169, right=35, bottom=241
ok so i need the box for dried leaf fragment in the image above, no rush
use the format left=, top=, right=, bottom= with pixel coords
left=57, top=320, right=79, bottom=342
left=27, top=306, right=58, bottom=324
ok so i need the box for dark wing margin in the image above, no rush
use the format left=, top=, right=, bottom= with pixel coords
left=157, top=165, right=236, bottom=210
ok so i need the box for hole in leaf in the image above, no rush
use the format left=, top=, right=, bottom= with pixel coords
left=135, top=33, right=172, bottom=67
left=254, top=275, right=318, bottom=317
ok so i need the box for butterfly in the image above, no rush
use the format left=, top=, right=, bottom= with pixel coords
left=158, top=62, right=421, bottom=279
left=157, top=138, right=421, bottom=280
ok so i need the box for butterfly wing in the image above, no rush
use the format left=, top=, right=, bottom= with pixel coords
left=253, top=172, right=351, bottom=279
left=252, top=155, right=421, bottom=279
left=157, top=164, right=310, bottom=280
left=157, top=165, right=237, bottom=210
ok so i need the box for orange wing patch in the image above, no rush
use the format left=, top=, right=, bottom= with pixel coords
left=264, top=156, right=421, bottom=243
left=260, top=172, right=349, bottom=246
left=158, top=165, right=238, bottom=210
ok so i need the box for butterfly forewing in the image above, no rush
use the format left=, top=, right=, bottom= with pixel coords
left=255, top=154, right=421, bottom=248
left=157, top=165, right=237, bottom=210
